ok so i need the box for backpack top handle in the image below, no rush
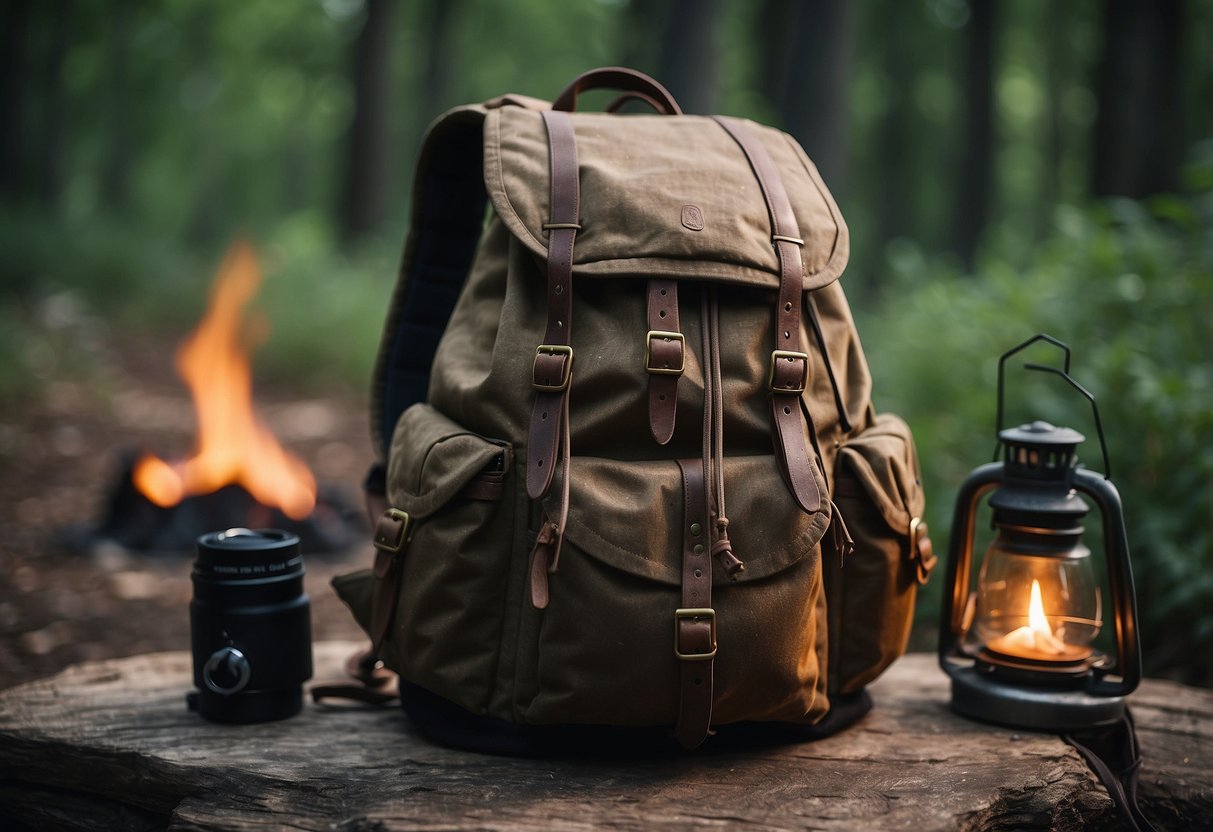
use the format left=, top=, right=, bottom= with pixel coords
left=552, top=66, right=683, bottom=115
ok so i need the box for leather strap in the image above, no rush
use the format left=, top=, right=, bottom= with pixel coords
left=526, top=109, right=580, bottom=500
left=1063, top=710, right=1158, bottom=832
left=674, top=458, right=715, bottom=749
left=553, top=66, right=683, bottom=115
left=712, top=116, right=821, bottom=514
left=370, top=509, right=412, bottom=655
left=646, top=279, right=683, bottom=445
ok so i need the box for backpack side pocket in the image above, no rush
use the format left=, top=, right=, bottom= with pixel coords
left=826, top=413, right=935, bottom=695
left=376, top=403, right=515, bottom=714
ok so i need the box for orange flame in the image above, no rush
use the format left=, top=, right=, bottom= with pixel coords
left=132, top=241, right=316, bottom=520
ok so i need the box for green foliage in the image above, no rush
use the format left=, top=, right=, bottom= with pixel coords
left=861, top=185, right=1213, bottom=684
left=0, top=208, right=393, bottom=400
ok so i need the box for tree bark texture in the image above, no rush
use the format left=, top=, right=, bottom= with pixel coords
left=1092, top=0, right=1185, bottom=198
left=339, top=0, right=396, bottom=244
left=0, top=646, right=1208, bottom=831
left=655, top=0, right=723, bottom=115
left=952, top=0, right=996, bottom=266
left=759, top=0, right=857, bottom=193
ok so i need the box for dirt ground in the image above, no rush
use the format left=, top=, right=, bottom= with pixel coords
left=0, top=309, right=373, bottom=692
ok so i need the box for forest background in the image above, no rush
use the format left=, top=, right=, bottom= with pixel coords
left=2, top=0, right=1211, bottom=687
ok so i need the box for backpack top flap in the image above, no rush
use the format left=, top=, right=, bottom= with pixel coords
left=483, top=107, right=849, bottom=291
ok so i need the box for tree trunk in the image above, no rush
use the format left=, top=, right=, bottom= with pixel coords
left=339, top=0, right=396, bottom=245
left=656, top=0, right=723, bottom=115
left=759, top=0, right=857, bottom=193
left=38, top=0, right=73, bottom=212
left=952, top=0, right=996, bottom=266
left=102, top=0, right=131, bottom=212
left=873, top=1, right=916, bottom=250
left=0, top=0, right=32, bottom=203
left=420, top=0, right=460, bottom=122
left=1092, top=0, right=1185, bottom=198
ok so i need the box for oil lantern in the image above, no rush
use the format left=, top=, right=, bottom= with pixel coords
left=938, top=335, right=1142, bottom=730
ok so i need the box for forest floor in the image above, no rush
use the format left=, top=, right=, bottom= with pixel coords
left=0, top=310, right=371, bottom=692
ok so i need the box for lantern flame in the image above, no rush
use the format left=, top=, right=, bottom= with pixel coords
left=986, top=579, right=1088, bottom=661
left=132, top=241, right=317, bottom=520
left=1027, top=579, right=1050, bottom=635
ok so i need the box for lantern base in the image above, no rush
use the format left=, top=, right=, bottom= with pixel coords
left=947, top=664, right=1125, bottom=731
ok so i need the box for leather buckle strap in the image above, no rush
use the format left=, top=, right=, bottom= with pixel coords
left=645, top=330, right=685, bottom=376
left=674, top=608, right=717, bottom=661
left=373, top=509, right=411, bottom=557
left=526, top=108, right=579, bottom=501
left=646, top=279, right=682, bottom=446
left=674, top=458, right=714, bottom=748
left=768, top=350, right=809, bottom=394
left=370, top=508, right=412, bottom=655
left=532, top=344, right=574, bottom=392
left=712, top=115, right=821, bottom=514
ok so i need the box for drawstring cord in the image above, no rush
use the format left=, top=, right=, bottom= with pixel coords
left=702, top=286, right=744, bottom=578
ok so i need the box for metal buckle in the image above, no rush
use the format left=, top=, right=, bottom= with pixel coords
left=532, top=344, right=574, bottom=392
left=674, top=608, right=717, bottom=661
left=768, top=350, right=809, bottom=394
left=645, top=330, right=685, bottom=376
left=373, top=509, right=412, bottom=554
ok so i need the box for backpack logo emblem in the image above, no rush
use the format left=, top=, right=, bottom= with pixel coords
left=681, top=204, right=705, bottom=231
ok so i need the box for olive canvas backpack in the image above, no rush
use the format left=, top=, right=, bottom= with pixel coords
left=333, top=67, right=936, bottom=752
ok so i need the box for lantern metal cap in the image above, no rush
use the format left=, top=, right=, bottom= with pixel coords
left=1000, top=420, right=1085, bottom=447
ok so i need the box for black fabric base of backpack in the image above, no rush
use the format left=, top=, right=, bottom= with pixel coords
left=398, top=678, right=873, bottom=757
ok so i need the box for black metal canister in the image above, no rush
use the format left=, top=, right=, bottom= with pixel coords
left=189, top=528, right=312, bottom=723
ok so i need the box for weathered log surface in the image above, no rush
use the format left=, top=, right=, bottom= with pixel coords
left=0, top=644, right=1209, bottom=831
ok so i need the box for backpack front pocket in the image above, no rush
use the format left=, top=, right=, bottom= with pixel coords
left=522, top=454, right=831, bottom=727
left=375, top=403, right=515, bottom=714
left=827, top=413, right=935, bottom=695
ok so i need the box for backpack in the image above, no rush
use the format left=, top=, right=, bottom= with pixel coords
left=332, top=67, right=936, bottom=752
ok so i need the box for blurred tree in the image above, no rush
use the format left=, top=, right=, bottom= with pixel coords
left=656, top=0, right=724, bottom=114
left=759, top=0, right=857, bottom=191
left=340, top=0, right=396, bottom=244
left=952, top=0, right=996, bottom=266
left=872, top=1, right=916, bottom=254
left=1093, top=0, right=1185, bottom=198
left=186, top=4, right=220, bottom=245
left=0, top=0, right=31, bottom=203
left=421, top=0, right=463, bottom=121
left=36, top=0, right=72, bottom=210
left=102, top=0, right=131, bottom=213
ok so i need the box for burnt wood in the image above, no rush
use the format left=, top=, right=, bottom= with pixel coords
left=0, top=644, right=1208, bottom=831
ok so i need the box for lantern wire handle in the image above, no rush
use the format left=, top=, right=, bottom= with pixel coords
left=1021, top=363, right=1113, bottom=480
left=993, top=333, right=1111, bottom=480
left=995, top=333, right=1071, bottom=437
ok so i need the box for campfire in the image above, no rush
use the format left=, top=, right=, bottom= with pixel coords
left=93, top=241, right=363, bottom=555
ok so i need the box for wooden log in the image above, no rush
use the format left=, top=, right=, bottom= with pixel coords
left=0, top=644, right=1209, bottom=831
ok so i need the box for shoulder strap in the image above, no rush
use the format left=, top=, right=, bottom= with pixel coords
left=369, top=95, right=550, bottom=481
left=370, top=106, right=489, bottom=463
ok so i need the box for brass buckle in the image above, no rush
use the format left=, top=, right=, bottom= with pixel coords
left=532, top=344, right=574, bottom=392
left=674, top=608, right=717, bottom=661
left=768, top=350, right=809, bottom=394
left=373, top=508, right=412, bottom=554
left=645, top=330, right=685, bottom=376
left=910, top=516, right=937, bottom=586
